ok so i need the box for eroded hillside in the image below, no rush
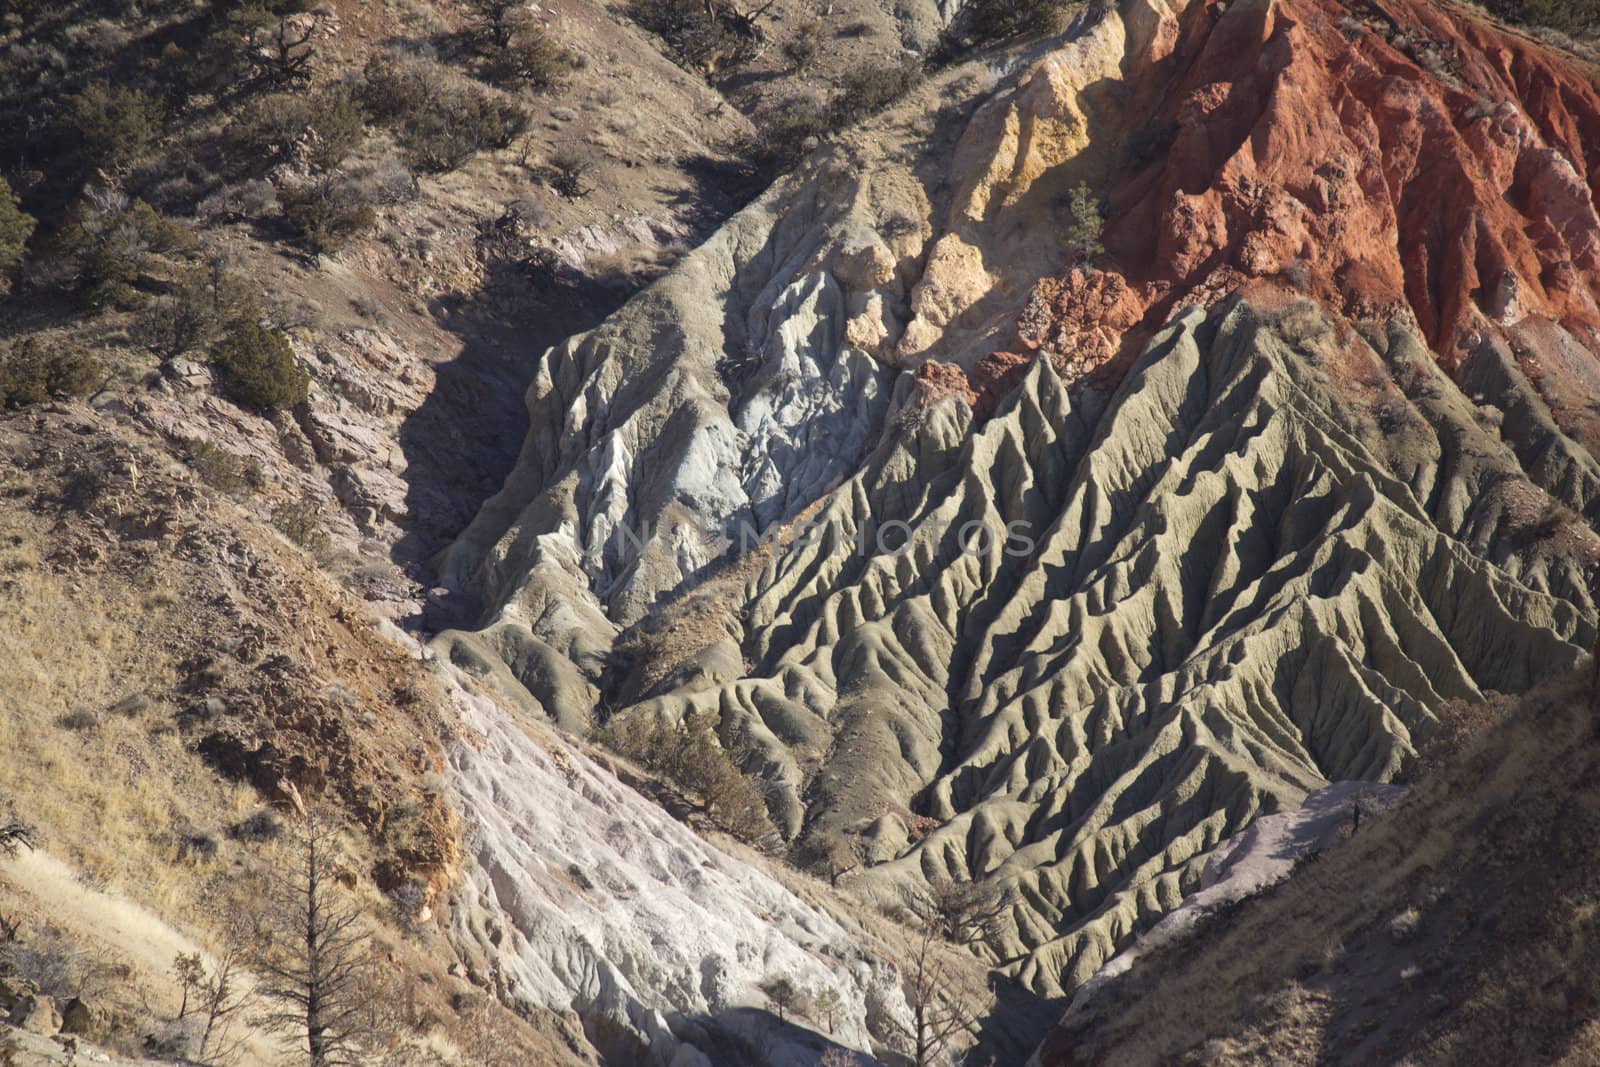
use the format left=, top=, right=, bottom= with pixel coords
left=3, top=0, right=1600, bottom=1063
left=439, top=0, right=1600, bottom=1018
left=0, top=0, right=1022, bottom=1061
left=1034, top=672, right=1600, bottom=1066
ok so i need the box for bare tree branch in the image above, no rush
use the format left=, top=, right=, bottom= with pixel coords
left=884, top=881, right=1006, bottom=1065
left=0, top=802, right=36, bottom=858
left=909, top=877, right=1013, bottom=947
left=253, top=809, right=374, bottom=1066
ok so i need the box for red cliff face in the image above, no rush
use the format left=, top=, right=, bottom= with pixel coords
left=1014, top=0, right=1600, bottom=398
left=915, top=350, right=1038, bottom=418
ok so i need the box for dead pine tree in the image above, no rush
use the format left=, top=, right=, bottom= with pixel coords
left=922, top=877, right=1011, bottom=947
left=172, top=920, right=256, bottom=1067
left=886, top=919, right=986, bottom=1067
left=0, top=802, right=33, bottom=944
left=259, top=17, right=317, bottom=84
left=199, top=914, right=258, bottom=1066
left=254, top=810, right=373, bottom=1067
left=704, top=0, right=781, bottom=42
left=798, top=828, right=865, bottom=887
left=0, top=801, right=34, bottom=857
left=883, top=879, right=1008, bottom=1066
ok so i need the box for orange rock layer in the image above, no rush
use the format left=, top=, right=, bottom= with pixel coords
left=1005, top=0, right=1600, bottom=396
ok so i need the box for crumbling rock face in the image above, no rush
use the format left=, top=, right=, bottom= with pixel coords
left=437, top=172, right=912, bottom=635
left=1035, top=0, right=1600, bottom=415
left=433, top=0, right=1186, bottom=690
left=1018, top=268, right=1147, bottom=379
left=437, top=0, right=1600, bottom=1018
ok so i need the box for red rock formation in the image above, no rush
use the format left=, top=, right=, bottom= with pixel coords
left=914, top=359, right=982, bottom=409
left=913, top=351, right=1037, bottom=418
left=971, top=349, right=1036, bottom=416
left=1017, top=0, right=1600, bottom=394
left=1017, top=268, right=1149, bottom=379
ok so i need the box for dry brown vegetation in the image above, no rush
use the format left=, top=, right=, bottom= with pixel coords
left=594, top=710, right=779, bottom=847
left=0, top=409, right=480, bottom=1062
left=1040, top=671, right=1600, bottom=1066
left=0, top=0, right=992, bottom=1057
left=0, top=403, right=598, bottom=1061
left=0, top=476, right=259, bottom=909
left=0, top=408, right=460, bottom=892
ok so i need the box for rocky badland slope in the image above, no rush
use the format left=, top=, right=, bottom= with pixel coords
left=0, top=0, right=987, bottom=1062
left=438, top=0, right=1600, bottom=1026
left=1034, top=674, right=1600, bottom=1066
left=441, top=661, right=942, bottom=1067
left=3, top=0, right=1600, bottom=1063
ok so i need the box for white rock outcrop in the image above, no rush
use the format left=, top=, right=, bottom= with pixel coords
left=444, top=675, right=910, bottom=1066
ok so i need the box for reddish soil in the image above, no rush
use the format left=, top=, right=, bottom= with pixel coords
left=915, top=350, right=1038, bottom=417
left=915, top=358, right=983, bottom=409
left=0, top=407, right=463, bottom=903
left=1013, top=0, right=1600, bottom=393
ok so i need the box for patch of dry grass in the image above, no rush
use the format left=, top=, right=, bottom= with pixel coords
left=1044, top=672, right=1600, bottom=1066
left=0, top=520, right=261, bottom=908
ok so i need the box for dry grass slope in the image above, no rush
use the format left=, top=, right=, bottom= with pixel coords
left=1041, top=671, right=1600, bottom=1066
left=0, top=406, right=593, bottom=1063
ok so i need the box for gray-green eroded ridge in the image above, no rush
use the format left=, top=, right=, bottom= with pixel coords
left=441, top=284, right=1599, bottom=1000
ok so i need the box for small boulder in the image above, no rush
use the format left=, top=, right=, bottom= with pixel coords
left=10, top=993, right=62, bottom=1035
left=167, top=358, right=212, bottom=389
left=832, top=240, right=897, bottom=290
left=60, top=996, right=103, bottom=1036
left=0, top=975, right=39, bottom=1012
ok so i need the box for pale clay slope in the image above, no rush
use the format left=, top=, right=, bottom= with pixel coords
left=435, top=0, right=1184, bottom=650
left=434, top=0, right=1600, bottom=1014
left=443, top=670, right=914, bottom=1066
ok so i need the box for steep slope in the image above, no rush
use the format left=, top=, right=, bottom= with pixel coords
left=0, top=0, right=999, bottom=1059
left=1033, top=672, right=1600, bottom=1066
left=1034, top=0, right=1600, bottom=360
left=624, top=293, right=1596, bottom=998
left=9, top=0, right=1597, bottom=1060
left=438, top=0, right=1600, bottom=1013
left=0, top=408, right=599, bottom=1063
left=441, top=666, right=959, bottom=1067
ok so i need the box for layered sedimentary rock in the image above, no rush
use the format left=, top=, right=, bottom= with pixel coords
left=435, top=165, right=910, bottom=638
left=1027, top=0, right=1600, bottom=384
left=438, top=0, right=1600, bottom=1011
